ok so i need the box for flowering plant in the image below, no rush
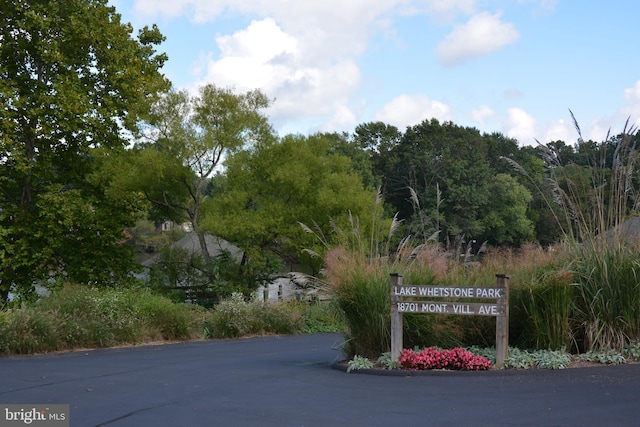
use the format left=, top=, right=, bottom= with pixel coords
left=399, top=347, right=492, bottom=371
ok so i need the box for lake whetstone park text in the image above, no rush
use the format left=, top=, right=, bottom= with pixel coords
left=390, top=274, right=510, bottom=368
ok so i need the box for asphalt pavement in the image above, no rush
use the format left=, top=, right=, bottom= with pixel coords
left=1, top=333, right=639, bottom=426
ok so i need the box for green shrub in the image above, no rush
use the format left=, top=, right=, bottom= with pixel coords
left=624, top=341, right=640, bottom=360
left=331, top=264, right=392, bottom=358
left=0, top=308, right=61, bottom=354
left=579, top=349, right=626, bottom=365
left=0, top=310, right=8, bottom=354
left=297, top=301, right=345, bottom=333
left=202, top=293, right=311, bottom=339
left=0, top=285, right=204, bottom=355
left=346, top=355, right=374, bottom=372
left=135, top=295, right=203, bottom=341
left=502, top=347, right=571, bottom=370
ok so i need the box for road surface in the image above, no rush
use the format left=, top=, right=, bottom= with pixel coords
left=1, top=333, right=639, bottom=426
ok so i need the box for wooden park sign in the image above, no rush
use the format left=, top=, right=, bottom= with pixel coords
left=390, top=273, right=510, bottom=369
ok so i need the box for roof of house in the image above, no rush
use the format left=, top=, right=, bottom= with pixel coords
left=141, top=232, right=242, bottom=267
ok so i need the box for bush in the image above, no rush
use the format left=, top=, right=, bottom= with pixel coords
left=135, top=295, right=203, bottom=341
left=0, top=308, right=61, bottom=355
left=202, top=293, right=309, bottom=339
left=0, top=285, right=203, bottom=355
left=297, top=301, right=345, bottom=333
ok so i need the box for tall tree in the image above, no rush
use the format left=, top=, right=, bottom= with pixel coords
left=0, top=0, right=168, bottom=304
left=203, top=133, right=377, bottom=275
left=133, top=85, right=271, bottom=267
left=387, top=119, right=493, bottom=242
left=353, top=121, right=402, bottom=191
left=480, top=174, right=534, bottom=245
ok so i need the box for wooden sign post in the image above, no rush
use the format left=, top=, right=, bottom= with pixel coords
left=390, top=273, right=510, bottom=369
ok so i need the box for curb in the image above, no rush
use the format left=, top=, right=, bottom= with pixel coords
left=329, top=360, right=624, bottom=377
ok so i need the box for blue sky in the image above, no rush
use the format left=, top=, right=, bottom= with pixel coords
left=110, top=0, right=640, bottom=146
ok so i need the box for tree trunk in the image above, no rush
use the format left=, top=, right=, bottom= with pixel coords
left=0, top=288, right=8, bottom=306
left=195, top=229, right=212, bottom=266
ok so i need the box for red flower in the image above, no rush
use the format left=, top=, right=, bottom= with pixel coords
left=399, top=347, right=492, bottom=371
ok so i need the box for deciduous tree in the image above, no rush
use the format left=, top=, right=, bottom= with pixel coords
left=0, top=0, right=169, bottom=304
left=132, top=85, right=271, bottom=267
left=203, top=133, right=377, bottom=275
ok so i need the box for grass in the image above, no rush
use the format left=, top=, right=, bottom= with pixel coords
left=0, top=285, right=345, bottom=356
left=324, top=236, right=640, bottom=359
left=570, top=244, right=640, bottom=352
left=504, top=118, right=640, bottom=353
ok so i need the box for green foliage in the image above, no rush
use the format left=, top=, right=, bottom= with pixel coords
left=0, top=308, right=60, bottom=355
left=322, top=235, right=463, bottom=358
left=466, top=345, right=498, bottom=363
left=570, top=245, right=640, bottom=352
left=328, top=261, right=394, bottom=359
left=346, top=355, right=374, bottom=372
left=148, top=247, right=222, bottom=307
left=0, top=286, right=201, bottom=355
left=512, top=268, right=575, bottom=350
left=507, top=118, right=640, bottom=353
left=201, top=293, right=302, bottom=339
left=579, top=349, right=626, bottom=365
left=296, top=301, right=345, bottom=334
left=624, top=341, right=640, bottom=360
left=134, top=293, right=202, bottom=340
left=327, top=235, right=640, bottom=359
left=119, top=85, right=273, bottom=294
left=370, top=119, right=535, bottom=245
left=353, top=121, right=402, bottom=189
left=129, top=219, right=177, bottom=256
left=0, top=0, right=168, bottom=303
left=376, top=352, right=401, bottom=370
left=502, top=347, right=571, bottom=370
left=148, top=243, right=281, bottom=306
left=0, top=284, right=344, bottom=355
left=481, top=174, right=535, bottom=245
left=204, top=132, right=376, bottom=273
left=534, top=349, right=572, bottom=369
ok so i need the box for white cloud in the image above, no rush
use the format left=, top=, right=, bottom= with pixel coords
left=517, top=0, right=559, bottom=15
left=542, top=119, right=572, bottom=143
left=471, top=104, right=494, bottom=128
left=426, top=0, right=476, bottom=15
left=436, top=12, right=520, bottom=67
left=323, top=105, right=359, bottom=132
left=504, top=107, right=536, bottom=145
left=622, top=80, right=640, bottom=127
left=130, top=1, right=410, bottom=132
left=374, top=94, right=452, bottom=129
left=197, top=19, right=299, bottom=93
left=585, top=119, right=614, bottom=143
left=191, top=18, right=361, bottom=132
left=411, top=0, right=477, bottom=23
left=124, top=1, right=549, bottom=135
left=131, top=0, right=403, bottom=56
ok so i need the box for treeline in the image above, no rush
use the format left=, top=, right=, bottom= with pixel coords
left=347, top=119, right=639, bottom=248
